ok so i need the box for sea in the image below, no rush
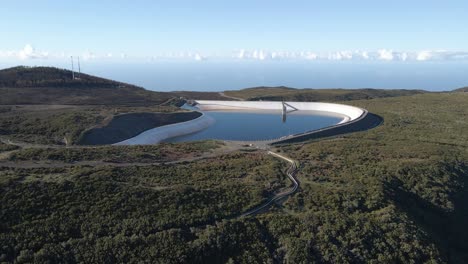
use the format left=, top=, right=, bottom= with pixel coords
left=2, top=60, right=467, bottom=92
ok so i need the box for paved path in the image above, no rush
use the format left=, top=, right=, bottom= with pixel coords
left=240, top=150, right=299, bottom=217
left=218, top=92, right=245, bottom=101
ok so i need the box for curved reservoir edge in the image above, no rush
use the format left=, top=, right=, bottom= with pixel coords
left=195, top=100, right=364, bottom=122
left=114, top=100, right=366, bottom=145
left=194, top=100, right=366, bottom=144
left=113, top=113, right=214, bottom=145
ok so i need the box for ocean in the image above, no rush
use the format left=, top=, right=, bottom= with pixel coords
left=2, top=61, right=467, bottom=92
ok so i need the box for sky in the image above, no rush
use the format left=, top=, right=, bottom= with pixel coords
left=1, top=0, right=468, bottom=62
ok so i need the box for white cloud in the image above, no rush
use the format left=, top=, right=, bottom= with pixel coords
left=412, top=50, right=468, bottom=61
left=360, top=51, right=370, bottom=59
left=0, top=50, right=15, bottom=58
left=82, top=50, right=96, bottom=61
left=398, top=52, right=408, bottom=61
left=16, top=44, right=48, bottom=60
left=236, top=49, right=246, bottom=59
left=377, top=49, right=394, bottom=61
left=307, top=53, right=318, bottom=60
left=271, top=51, right=279, bottom=59
left=4, top=45, right=468, bottom=63
left=416, top=50, right=433, bottom=61
left=18, top=44, right=34, bottom=60
left=446, top=51, right=468, bottom=60
left=292, top=49, right=468, bottom=62
left=194, top=53, right=205, bottom=61
left=252, top=50, right=259, bottom=60
left=328, top=52, right=342, bottom=60
left=194, top=54, right=202, bottom=61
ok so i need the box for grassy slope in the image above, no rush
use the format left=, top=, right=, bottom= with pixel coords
left=0, top=142, right=19, bottom=152
left=77, top=111, right=202, bottom=145
left=0, top=66, right=195, bottom=145
left=454, top=87, right=468, bottom=92
left=0, top=66, right=173, bottom=105
left=171, top=91, right=231, bottom=100
left=0, top=105, right=180, bottom=145
left=1, top=92, right=468, bottom=263
left=224, top=86, right=427, bottom=101
left=0, top=151, right=289, bottom=263
left=7, top=141, right=223, bottom=163
left=275, top=92, right=468, bottom=263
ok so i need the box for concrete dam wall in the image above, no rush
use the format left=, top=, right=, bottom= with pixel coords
left=115, top=100, right=375, bottom=145
left=114, top=113, right=214, bottom=145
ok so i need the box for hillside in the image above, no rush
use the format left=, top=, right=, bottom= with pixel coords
left=0, top=66, right=173, bottom=105
left=454, top=87, right=468, bottom=92
left=78, top=111, right=202, bottom=145
left=0, top=105, right=181, bottom=145
left=2, top=66, right=468, bottom=262
left=1, top=92, right=468, bottom=263
left=224, top=86, right=427, bottom=102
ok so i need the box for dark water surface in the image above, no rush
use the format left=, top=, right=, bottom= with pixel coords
left=164, top=110, right=343, bottom=142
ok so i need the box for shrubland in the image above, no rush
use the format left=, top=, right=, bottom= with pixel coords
left=1, top=76, right=468, bottom=263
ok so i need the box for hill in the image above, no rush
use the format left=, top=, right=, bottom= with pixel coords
left=0, top=66, right=173, bottom=105
left=454, top=87, right=468, bottom=92
left=78, top=111, right=202, bottom=145
left=0, top=105, right=182, bottom=145
left=224, top=86, right=427, bottom=101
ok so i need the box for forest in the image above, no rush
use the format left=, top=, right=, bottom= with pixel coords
left=223, top=86, right=427, bottom=102
left=0, top=67, right=174, bottom=105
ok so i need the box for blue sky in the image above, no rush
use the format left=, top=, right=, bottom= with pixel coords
left=1, top=0, right=468, bottom=62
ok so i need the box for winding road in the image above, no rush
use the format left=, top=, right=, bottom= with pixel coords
left=240, top=151, right=299, bottom=217
left=238, top=111, right=383, bottom=217
left=218, top=92, right=245, bottom=101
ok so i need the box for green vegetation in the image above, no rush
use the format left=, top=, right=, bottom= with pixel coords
left=171, top=91, right=232, bottom=100
left=0, top=105, right=181, bottom=145
left=224, top=86, right=426, bottom=102
left=0, top=66, right=173, bottom=105
left=78, top=111, right=201, bottom=145
left=0, top=105, right=105, bottom=145
left=1, top=67, right=468, bottom=262
left=275, top=93, right=468, bottom=262
left=2, top=92, right=467, bottom=262
left=0, top=66, right=125, bottom=88
left=0, top=142, right=19, bottom=153
left=0, top=152, right=288, bottom=263
left=454, top=86, right=468, bottom=92
left=8, top=141, right=223, bottom=163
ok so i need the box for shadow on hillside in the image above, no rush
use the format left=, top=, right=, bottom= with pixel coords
left=272, top=112, right=384, bottom=145
left=385, top=167, right=468, bottom=263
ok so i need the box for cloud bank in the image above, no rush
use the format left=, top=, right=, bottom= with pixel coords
left=2, top=44, right=468, bottom=62
left=0, top=44, right=50, bottom=60
left=232, top=49, right=468, bottom=62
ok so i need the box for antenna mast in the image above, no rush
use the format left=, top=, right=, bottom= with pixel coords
left=70, top=56, right=75, bottom=80
left=77, top=56, right=81, bottom=79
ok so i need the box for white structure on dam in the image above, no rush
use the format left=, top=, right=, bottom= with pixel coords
left=114, top=100, right=366, bottom=145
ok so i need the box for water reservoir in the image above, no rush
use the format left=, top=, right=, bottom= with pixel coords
left=164, top=109, right=343, bottom=142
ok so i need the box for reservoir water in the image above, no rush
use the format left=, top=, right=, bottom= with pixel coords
left=164, top=110, right=343, bottom=142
